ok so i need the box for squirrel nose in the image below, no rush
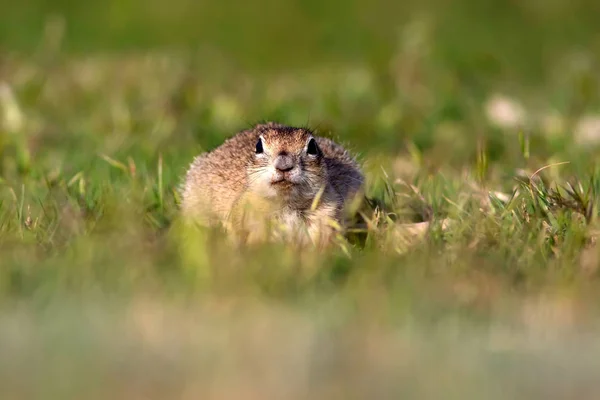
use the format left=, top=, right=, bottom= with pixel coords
left=274, top=154, right=294, bottom=172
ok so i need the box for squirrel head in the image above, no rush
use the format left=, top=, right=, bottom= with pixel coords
left=246, top=123, right=328, bottom=207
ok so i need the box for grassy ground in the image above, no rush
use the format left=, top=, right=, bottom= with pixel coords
left=2, top=1, right=600, bottom=398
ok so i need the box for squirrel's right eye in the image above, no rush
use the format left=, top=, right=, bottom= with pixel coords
left=255, top=138, right=264, bottom=154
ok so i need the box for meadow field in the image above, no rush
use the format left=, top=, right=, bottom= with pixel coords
left=2, top=0, right=600, bottom=398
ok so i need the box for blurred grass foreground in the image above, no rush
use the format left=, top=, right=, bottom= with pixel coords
left=2, top=0, right=600, bottom=398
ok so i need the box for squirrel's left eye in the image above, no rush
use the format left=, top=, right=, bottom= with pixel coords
left=255, top=138, right=264, bottom=154
left=306, top=138, right=318, bottom=156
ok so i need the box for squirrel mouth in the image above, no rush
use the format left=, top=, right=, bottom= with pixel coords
left=271, top=177, right=295, bottom=187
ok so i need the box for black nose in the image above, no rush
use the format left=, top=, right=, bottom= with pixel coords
left=274, top=154, right=294, bottom=172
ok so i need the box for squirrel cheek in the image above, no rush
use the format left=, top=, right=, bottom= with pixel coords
left=250, top=177, right=277, bottom=198
left=269, top=165, right=280, bottom=177
left=288, top=169, right=303, bottom=183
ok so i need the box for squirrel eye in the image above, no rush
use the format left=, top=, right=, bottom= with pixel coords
left=306, top=138, right=319, bottom=156
left=255, top=138, right=264, bottom=154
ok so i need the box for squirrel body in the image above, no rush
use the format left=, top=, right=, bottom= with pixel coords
left=180, top=122, right=364, bottom=247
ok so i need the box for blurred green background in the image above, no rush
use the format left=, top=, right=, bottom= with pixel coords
left=3, top=0, right=600, bottom=165
left=4, top=0, right=600, bottom=86
left=3, top=0, right=599, bottom=73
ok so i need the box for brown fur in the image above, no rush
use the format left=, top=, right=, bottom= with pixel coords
left=180, top=122, right=364, bottom=247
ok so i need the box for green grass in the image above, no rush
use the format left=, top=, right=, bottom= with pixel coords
left=2, top=1, right=600, bottom=398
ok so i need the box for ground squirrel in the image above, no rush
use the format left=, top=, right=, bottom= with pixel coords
left=180, top=122, right=364, bottom=247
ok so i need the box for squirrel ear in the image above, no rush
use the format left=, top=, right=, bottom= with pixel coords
left=255, top=138, right=264, bottom=154
left=306, top=138, right=319, bottom=155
